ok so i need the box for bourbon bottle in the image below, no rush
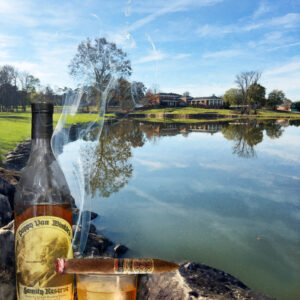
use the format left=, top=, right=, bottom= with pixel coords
left=14, top=102, right=74, bottom=299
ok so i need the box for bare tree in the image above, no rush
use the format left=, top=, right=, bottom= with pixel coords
left=69, top=38, right=131, bottom=98
left=18, top=72, right=40, bottom=93
left=235, top=71, right=261, bottom=114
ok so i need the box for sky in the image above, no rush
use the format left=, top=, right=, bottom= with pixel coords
left=0, top=0, right=299, bottom=100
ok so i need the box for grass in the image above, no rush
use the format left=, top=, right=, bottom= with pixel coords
left=132, top=107, right=300, bottom=119
left=135, top=117, right=238, bottom=124
left=0, top=111, right=115, bottom=162
left=133, top=107, right=236, bottom=115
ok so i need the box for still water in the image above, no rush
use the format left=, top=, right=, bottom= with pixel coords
left=68, top=119, right=300, bottom=300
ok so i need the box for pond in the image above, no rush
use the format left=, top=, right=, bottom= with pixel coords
left=60, top=119, right=300, bottom=300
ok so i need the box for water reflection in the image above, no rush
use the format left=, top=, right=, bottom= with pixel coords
left=90, top=120, right=145, bottom=197
left=88, top=119, right=288, bottom=198
left=222, top=121, right=263, bottom=158
left=222, top=120, right=286, bottom=158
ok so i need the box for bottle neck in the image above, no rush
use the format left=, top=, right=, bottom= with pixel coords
left=30, top=138, right=52, bottom=152
left=31, top=112, right=53, bottom=140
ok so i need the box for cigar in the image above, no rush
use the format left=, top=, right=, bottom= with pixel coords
left=56, top=258, right=179, bottom=275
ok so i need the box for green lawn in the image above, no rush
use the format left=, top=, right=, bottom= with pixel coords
left=134, top=117, right=237, bottom=123
left=0, top=112, right=115, bottom=162
left=132, top=107, right=300, bottom=118
left=133, top=107, right=235, bottom=115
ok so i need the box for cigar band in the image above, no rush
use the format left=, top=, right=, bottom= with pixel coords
left=114, top=259, right=154, bottom=274
left=56, top=258, right=65, bottom=274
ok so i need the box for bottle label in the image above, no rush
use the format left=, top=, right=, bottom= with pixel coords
left=15, top=216, right=73, bottom=299
left=18, top=284, right=73, bottom=300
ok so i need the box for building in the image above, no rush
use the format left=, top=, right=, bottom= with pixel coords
left=145, top=92, right=223, bottom=108
left=158, top=93, right=186, bottom=107
left=189, top=94, right=223, bottom=107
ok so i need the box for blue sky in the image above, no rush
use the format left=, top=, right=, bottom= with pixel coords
left=0, top=0, right=299, bottom=100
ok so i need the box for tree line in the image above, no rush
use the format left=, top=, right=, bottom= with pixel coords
left=223, top=71, right=299, bottom=113
left=0, top=37, right=147, bottom=112
left=0, top=65, right=68, bottom=112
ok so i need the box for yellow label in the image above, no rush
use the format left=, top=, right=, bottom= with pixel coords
left=15, top=216, right=74, bottom=299
left=19, top=283, right=73, bottom=300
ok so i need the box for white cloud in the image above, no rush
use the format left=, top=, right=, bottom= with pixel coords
left=260, top=148, right=300, bottom=164
left=264, top=61, right=300, bottom=76
left=197, top=13, right=300, bottom=37
left=128, top=0, right=223, bottom=32
left=90, top=13, right=101, bottom=22
left=262, top=59, right=300, bottom=99
left=253, top=2, right=273, bottom=19
left=0, top=0, right=78, bottom=28
left=196, top=24, right=236, bottom=37
left=0, top=50, right=10, bottom=59
left=173, top=162, right=188, bottom=168
left=198, top=162, right=235, bottom=171
left=126, top=185, right=187, bottom=216
left=203, top=49, right=244, bottom=59
left=174, top=53, right=191, bottom=59
left=166, top=82, right=232, bottom=97
left=268, top=41, right=300, bottom=51
left=108, top=31, right=136, bottom=49
left=137, top=50, right=166, bottom=63
left=269, top=13, right=300, bottom=28
left=135, top=158, right=166, bottom=170
left=0, top=0, right=37, bottom=27
left=248, top=31, right=284, bottom=48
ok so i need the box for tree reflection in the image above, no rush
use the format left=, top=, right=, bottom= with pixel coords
left=264, top=121, right=284, bottom=139
left=89, top=120, right=145, bottom=197
left=222, top=120, right=285, bottom=158
left=222, top=121, right=263, bottom=158
left=289, top=119, right=300, bottom=127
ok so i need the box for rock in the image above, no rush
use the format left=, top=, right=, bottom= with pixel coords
left=72, top=224, right=112, bottom=256
left=113, top=244, right=128, bottom=256
left=0, top=220, right=16, bottom=300
left=0, top=194, right=13, bottom=227
left=72, top=223, right=96, bottom=235
left=85, top=233, right=112, bottom=255
left=89, top=223, right=97, bottom=234
left=90, top=212, right=98, bottom=220
left=0, top=220, right=15, bottom=268
left=4, top=140, right=31, bottom=171
left=0, top=168, right=21, bottom=209
left=85, top=246, right=100, bottom=257
left=136, top=262, right=275, bottom=300
left=72, top=208, right=99, bottom=224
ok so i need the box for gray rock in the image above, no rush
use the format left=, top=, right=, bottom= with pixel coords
left=72, top=223, right=97, bottom=235
left=0, top=194, right=13, bottom=227
left=85, top=233, right=112, bottom=255
left=0, top=220, right=16, bottom=300
left=0, top=282, right=16, bottom=300
left=72, top=224, right=112, bottom=256
left=72, top=208, right=99, bottom=224
left=114, top=244, right=128, bottom=256
left=4, top=140, right=31, bottom=171
left=0, top=167, right=21, bottom=209
left=0, top=220, right=15, bottom=268
left=89, top=223, right=97, bottom=234
left=137, top=262, right=275, bottom=300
